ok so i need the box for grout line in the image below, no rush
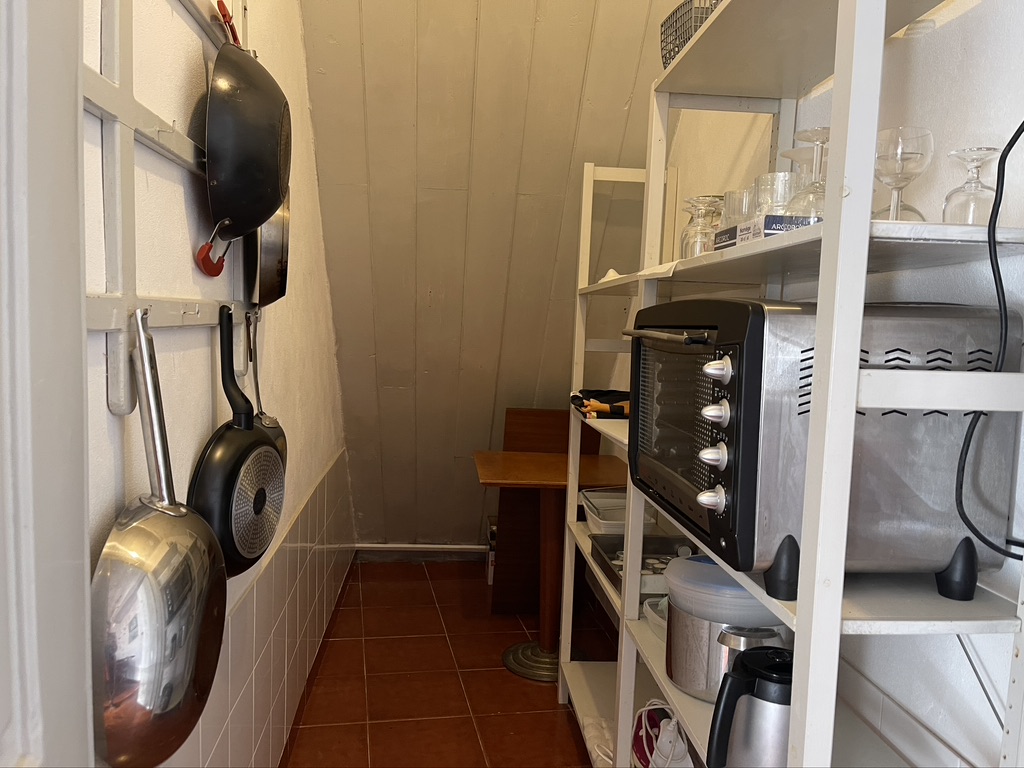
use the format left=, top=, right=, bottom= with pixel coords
left=358, top=568, right=369, bottom=768
left=437, top=576, right=491, bottom=768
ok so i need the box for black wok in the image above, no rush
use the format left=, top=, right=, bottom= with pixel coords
left=197, top=42, right=291, bottom=276
left=188, top=306, right=284, bottom=576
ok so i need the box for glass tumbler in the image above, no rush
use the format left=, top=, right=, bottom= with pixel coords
left=756, top=172, right=803, bottom=217
left=720, top=188, right=753, bottom=229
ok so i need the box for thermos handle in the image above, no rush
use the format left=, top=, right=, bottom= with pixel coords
left=706, top=668, right=754, bottom=768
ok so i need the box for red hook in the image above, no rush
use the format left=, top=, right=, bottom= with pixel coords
left=217, top=1, right=242, bottom=47
left=196, top=219, right=232, bottom=277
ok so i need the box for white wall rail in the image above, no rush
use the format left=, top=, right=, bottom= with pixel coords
left=85, top=0, right=246, bottom=416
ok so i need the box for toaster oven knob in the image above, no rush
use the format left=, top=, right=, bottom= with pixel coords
left=696, top=485, right=726, bottom=514
left=698, top=442, right=729, bottom=470
left=702, top=356, right=733, bottom=385
left=700, top=400, right=731, bottom=426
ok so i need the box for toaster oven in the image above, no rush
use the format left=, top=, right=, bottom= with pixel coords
left=627, top=299, right=1021, bottom=600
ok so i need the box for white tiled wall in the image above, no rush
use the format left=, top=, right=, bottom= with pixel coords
left=162, top=449, right=356, bottom=768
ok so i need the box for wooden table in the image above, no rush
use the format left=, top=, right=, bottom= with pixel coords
left=474, top=450, right=627, bottom=681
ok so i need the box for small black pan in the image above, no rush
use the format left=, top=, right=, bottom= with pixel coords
left=243, top=189, right=289, bottom=307
left=188, top=306, right=285, bottom=576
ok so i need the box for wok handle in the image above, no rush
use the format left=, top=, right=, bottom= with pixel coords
left=130, top=308, right=177, bottom=506
left=220, top=305, right=254, bottom=430
left=217, top=0, right=242, bottom=47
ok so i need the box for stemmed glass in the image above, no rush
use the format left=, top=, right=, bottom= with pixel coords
left=784, top=127, right=830, bottom=219
left=874, top=127, right=934, bottom=221
left=942, top=147, right=999, bottom=224
left=680, top=196, right=723, bottom=260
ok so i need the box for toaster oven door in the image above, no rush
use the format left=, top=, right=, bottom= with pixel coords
left=628, top=332, right=754, bottom=569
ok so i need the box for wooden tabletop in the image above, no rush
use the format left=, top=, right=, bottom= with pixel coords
left=473, top=451, right=627, bottom=490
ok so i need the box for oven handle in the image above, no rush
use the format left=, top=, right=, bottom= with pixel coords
left=623, top=328, right=713, bottom=345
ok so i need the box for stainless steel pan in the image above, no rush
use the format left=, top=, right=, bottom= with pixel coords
left=91, top=309, right=227, bottom=767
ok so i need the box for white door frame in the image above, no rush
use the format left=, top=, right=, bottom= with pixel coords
left=0, top=0, right=93, bottom=764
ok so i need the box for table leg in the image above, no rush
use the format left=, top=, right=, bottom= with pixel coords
left=502, top=489, right=565, bottom=682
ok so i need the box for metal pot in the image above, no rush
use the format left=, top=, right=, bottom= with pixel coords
left=242, top=190, right=289, bottom=308
left=665, top=600, right=783, bottom=702
left=91, top=308, right=227, bottom=767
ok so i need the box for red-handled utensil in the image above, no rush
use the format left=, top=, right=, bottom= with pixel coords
left=217, top=0, right=241, bottom=47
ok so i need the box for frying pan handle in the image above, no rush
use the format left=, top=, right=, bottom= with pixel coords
left=217, top=0, right=242, bottom=47
left=220, top=305, right=254, bottom=430
left=130, top=308, right=177, bottom=506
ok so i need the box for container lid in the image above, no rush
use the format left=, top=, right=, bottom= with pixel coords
left=664, top=555, right=780, bottom=626
left=578, top=487, right=627, bottom=515
left=738, top=646, right=793, bottom=684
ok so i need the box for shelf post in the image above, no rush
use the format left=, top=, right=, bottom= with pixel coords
left=640, top=91, right=670, bottom=271
left=788, top=0, right=887, bottom=765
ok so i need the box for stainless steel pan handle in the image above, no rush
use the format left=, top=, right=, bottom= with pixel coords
left=130, top=307, right=181, bottom=511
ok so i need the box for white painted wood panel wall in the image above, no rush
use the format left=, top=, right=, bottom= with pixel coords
left=301, top=0, right=774, bottom=544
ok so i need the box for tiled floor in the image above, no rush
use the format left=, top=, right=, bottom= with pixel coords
left=281, top=560, right=609, bottom=768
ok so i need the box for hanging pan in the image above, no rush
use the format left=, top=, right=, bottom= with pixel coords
left=188, top=306, right=285, bottom=576
left=243, top=188, right=289, bottom=307
left=91, top=308, right=227, bottom=767
left=196, top=37, right=291, bottom=277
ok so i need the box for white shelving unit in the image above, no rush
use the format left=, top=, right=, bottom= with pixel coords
left=558, top=1, right=1024, bottom=766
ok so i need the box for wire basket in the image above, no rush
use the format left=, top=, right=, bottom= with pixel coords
left=660, top=0, right=721, bottom=68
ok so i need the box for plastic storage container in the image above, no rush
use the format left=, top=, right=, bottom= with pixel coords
left=580, top=487, right=657, bottom=535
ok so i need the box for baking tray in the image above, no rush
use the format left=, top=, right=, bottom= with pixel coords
left=590, top=533, right=694, bottom=601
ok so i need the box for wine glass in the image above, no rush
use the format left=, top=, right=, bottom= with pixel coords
left=874, top=127, right=933, bottom=221
left=680, top=196, right=723, bottom=260
left=785, top=127, right=830, bottom=219
left=942, top=147, right=999, bottom=224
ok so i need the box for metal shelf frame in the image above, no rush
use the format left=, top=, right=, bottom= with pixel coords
left=83, top=0, right=250, bottom=416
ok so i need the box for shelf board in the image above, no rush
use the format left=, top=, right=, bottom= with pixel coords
left=654, top=502, right=1021, bottom=635
left=580, top=223, right=1024, bottom=292
left=655, top=0, right=945, bottom=99
left=627, top=618, right=715, bottom=761
left=561, top=661, right=617, bottom=765
left=579, top=272, right=639, bottom=296
left=627, top=618, right=909, bottom=767
left=568, top=521, right=623, bottom=618
left=576, top=410, right=629, bottom=450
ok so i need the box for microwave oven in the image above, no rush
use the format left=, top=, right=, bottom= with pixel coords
left=627, top=299, right=1020, bottom=600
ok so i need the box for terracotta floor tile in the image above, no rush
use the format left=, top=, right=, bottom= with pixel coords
left=300, top=675, right=367, bottom=725
left=461, top=668, right=564, bottom=715
left=338, top=582, right=360, bottom=608
left=286, top=723, right=368, bottom=767
left=327, top=608, right=362, bottom=639
left=448, top=631, right=529, bottom=670
left=368, top=717, right=486, bottom=767
left=362, top=605, right=444, bottom=638
left=360, top=580, right=436, bottom=607
left=425, top=560, right=487, bottom=581
left=359, top=561, right=428, bottom=583
left=316, top=639, right=365, bottom=676
left=364, top=635, right=455, bottom=674
left=476, top=710, right=590, bottom=767
left=430, top=579, right=492, bottom=607
left=439, top=603, right=525, bottom=635
left=365, top=671, right=469, bottom=721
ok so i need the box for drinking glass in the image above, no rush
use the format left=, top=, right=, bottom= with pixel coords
left=720, top=188, right=753, bottom=229
left=755, top=172, right=803, bottom=217
left=942, top=147, right=999, bottom=224
left=680, top=196, right=723, bottom=260
left=874, top=127, right=933, bottom=221
left=785, top=128, right=830, bottom=219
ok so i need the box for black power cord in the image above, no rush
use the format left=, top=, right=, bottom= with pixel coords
left=957, top=116, right=1024, bottom=562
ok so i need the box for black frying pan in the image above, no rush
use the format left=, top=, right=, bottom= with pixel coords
left=188, top=306, right=285, bottom=576
left=196, top=42, right=291, bottom=276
